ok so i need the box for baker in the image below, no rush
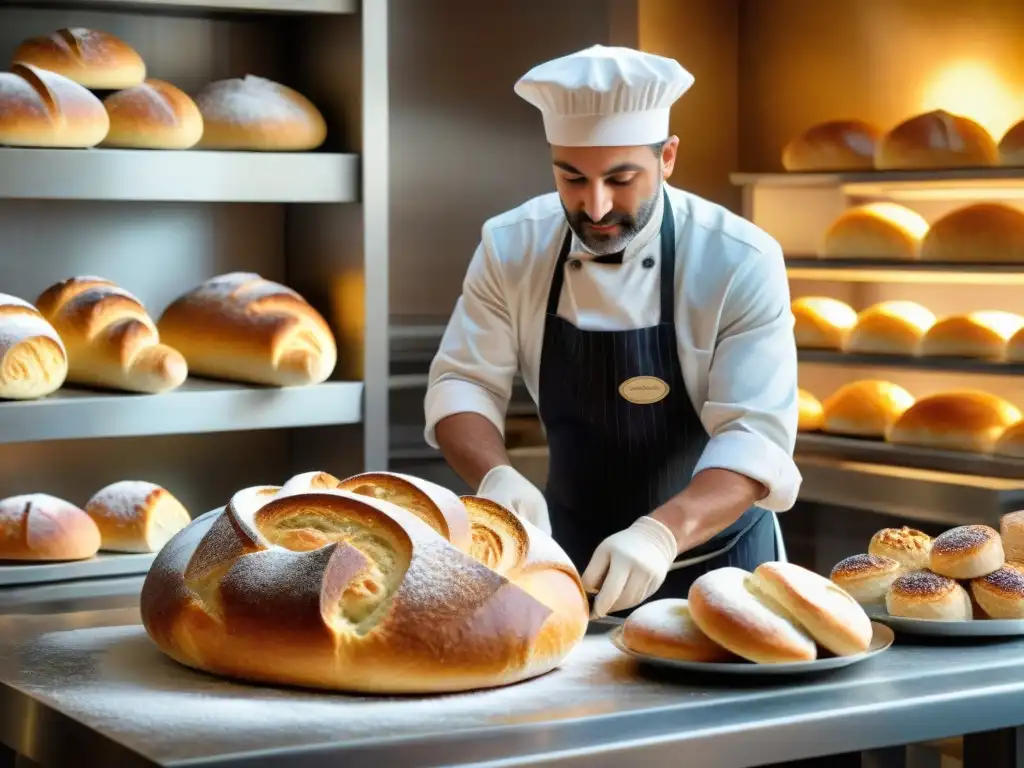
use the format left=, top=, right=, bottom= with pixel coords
left=424, top=45, right=801, bottom=618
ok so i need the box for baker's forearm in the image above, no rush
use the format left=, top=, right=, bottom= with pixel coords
left=650, top=468, right=766, bottom=555
left=434, top=412, right=510, bottom=490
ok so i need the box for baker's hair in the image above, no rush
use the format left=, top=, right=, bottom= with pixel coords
left=650, top=139, right=669, bottom=157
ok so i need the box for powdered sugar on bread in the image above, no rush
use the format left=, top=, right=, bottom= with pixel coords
left=87, top=481, right=160, bottom=523
left=196, top=76, right=306, bottom=125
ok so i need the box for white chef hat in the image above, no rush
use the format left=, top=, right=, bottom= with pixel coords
left=514, top=45, right=695, bottom=148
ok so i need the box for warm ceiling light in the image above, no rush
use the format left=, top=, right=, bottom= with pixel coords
left=918, top=60, right=1023, bottom=140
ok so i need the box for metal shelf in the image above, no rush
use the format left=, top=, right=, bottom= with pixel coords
left=0, top=149, right=359, bottom=203
left=731, top=167, right=1024, bottom=189
left=0, top=552, right=156, bottom=588
left=4, top=0, right=355, bottom=13
left=0, top=380, right=363, bottom=444
left=785, top=257, right=1024, bottom=284
left=798, top=349, right=1024, bottom=376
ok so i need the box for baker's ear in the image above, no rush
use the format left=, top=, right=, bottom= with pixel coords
left=661, top=136, right=680, bottom=179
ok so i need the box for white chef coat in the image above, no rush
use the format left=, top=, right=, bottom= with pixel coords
left=424, top=182, right=802, bottom=512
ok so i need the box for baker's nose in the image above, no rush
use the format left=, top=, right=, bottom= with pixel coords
left=583, top=185, right=613, bottom=223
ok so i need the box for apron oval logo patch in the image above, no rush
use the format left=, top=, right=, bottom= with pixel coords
left=618, top=376, right=670, bottom=405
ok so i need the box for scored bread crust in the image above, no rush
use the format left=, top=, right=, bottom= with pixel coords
left=85, top=480, right=192, bottom=554
left=875, top=110, right=999, bottom=170
left=0, top=293, right=68, bottom=400
left=781, top=119, right=881, bottom=172
left=0, top=493, right=100, bottom=561
left=140, top=470, right=589, bottom=694
left=0, top=63, right=109, bottom=148
left=12, top=28, right=146, bottom=90
left=102, top=79, right=204, bottom=150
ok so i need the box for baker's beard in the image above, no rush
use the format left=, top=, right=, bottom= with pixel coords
left=562, top=190, right=660, bottom=257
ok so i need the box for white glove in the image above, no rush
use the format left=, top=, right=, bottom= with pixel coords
left=582, top=517, right=677, bottom=619
left=477, top=465, right=551, bottom=534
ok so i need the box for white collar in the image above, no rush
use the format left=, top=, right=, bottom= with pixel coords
left=569, top=184, right=665, bottom=264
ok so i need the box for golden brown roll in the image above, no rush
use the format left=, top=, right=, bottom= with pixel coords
left=888, top=390, right=1021, bottom=454
left=920, top=203, right=1024, bottom=264
left=622, top=598, right=735, bottom=662
left=869, top=527, right=933, bottom=571
left=781, top=119, right=882, bottom=172
left=999, top=119, right=1024, bottom=166
left=929, top=525, right=1004, bottom=580
left=920, top=311, right=1024, bottom=360
left=0, top=494, right=100, bottom=561
left=821, top=203, right=929, bottom=261
left=1002, top=511, right=1024, bottom=561
left=830, top=553, right=904, bottom=607
left=687, top=567, right=817, bottom=664
left=844, top=301, right=936, bottom=356
left=85, top=481, right=191, bottom=554
left=971, top=562, right=1024, bottom=619
left=886, top=570, right=973, bottom=621
left=996, top=422, right=1024, bottom=459
left=821, top=380, right=915, bottom=439
left=0, top=293, right=67, bottom=400
left=798, top=388, right=824, bottom=432
left=792, top=296, right=857, bottom=349
left=102, top=79, right=204, bottom=150
left=12, top=28, right=146, bottom=90
left=0, top=63, right=109, bottom=148
left=1004, top=326, right=1024, bottom=363
left=194, top=75, right=327, bottom=151
left=875, top=110, right=999, bottom=170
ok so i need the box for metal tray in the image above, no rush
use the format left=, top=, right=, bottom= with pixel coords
left=868, top=612, right=1024, bottom=637
left=0, top=552, right=156, bottom=588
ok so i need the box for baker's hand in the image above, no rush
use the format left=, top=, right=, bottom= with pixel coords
left=476, top=465, right=551, bottom=534
left=582, top=517, right=677, bottom=618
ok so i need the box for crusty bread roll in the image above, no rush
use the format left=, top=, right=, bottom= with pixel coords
left=830, top=553, right=904, bottom=607
left=85, top=481, right=191, bottom=554
left=140, top=470, right=588, bottom=693
left=157, top=272, right=336, bottom=387
left=35, top=277, right=187, bottom=395
left=875, top=110, right=999, bottom=170
left=886, top=570, right=973, bottom=621
left=687, top=566, right=817, bottom=664
left=194, top=75, right=327, bottom=151
left=1004, top=326, right=1024, bottom=363
left=102, top=79, right=203, bottom=150
left=920, top=311, right=1024, bottom=360
left=749, top=562, right=873, bottom=656
left=971, top=562, right=1024, bottom=619
left=0, top=63, right=109, bottom=148
left=781, top=119, right=881, bottom=172
left=0, top=493, right=100, bottom=561
left=868, top=526, right=933, bottom=571
left=996, top=421, right=1024, bottom=459
left=920, top=203, right=1024, bottom=264
left=821, top=380, right=915, bottom=439
left=1001, top=510, right=1024, bottom=562
left=622, top=598, right=735, bottom=662
left=798, top=388, right=824, bottom=432
left=792, top=296, right=857, bottom=349
left=929, top=525, right=1004, bottom=580
left=999, top=119, right=1024, bottom=166
left=821, top=203, right=929, bottom=261
left=12, top=28, right=145, bottom=90
left=0, top=293, right=67, bottom=400
left=888, top=390, right=1021, bottom=454
left=844, top=301, right=936, bottom=356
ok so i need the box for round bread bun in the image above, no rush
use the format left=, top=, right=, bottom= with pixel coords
left=1004, top=326, right=1024, bottom=363
left=821, top=203, right=929, bottom=261
left=844, top=301, right=936, bottom=356
left=930, top=524, right=1005, bottom=580
left=781, top=119, right=882, bottom=172
left=888, top=390, right=1021, bottom=454
left=687, top=567, right=817, bottom=664
left=971, top=562, right=1024, bottom=619
left=999, top=119, right=1024, bottom=166
left=101, top=79, right=204, bottom=150
left=830, top=553, right=904, bottom=607
left=792, top=296, right=857, bottom=349
left=821, top=380, right=915, bottom=439
left=920, top=203, right=1024, bottom=264
left=919, top=311, right=1024, bottom=360
left=0, top=63, right=109, bottom=149
left=12, top=28, right=146, bottom=90
left=886, top=570, right=973, bottom=621
left=749, top=562, right=873, bottom=656
left=1000, top=511, right=1024, bottom=563
left=621, top=598, right=735, bottom=662
left=875, top=110, right=999, bottom=170
left=0, top=493, right=101, bottom=561
left=868, top=526, right=933, bottom=571
left=995, top=423, right=1024, bottom=460
left=798, top=388, right=824, bottom=432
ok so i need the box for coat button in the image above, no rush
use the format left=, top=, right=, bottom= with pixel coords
left=642, top=257, right=655, bottom=269
left=569, top=259, right=582, bottom=270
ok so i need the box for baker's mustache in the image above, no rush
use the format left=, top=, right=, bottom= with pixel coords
left=568, top=211, right=636, bottom=227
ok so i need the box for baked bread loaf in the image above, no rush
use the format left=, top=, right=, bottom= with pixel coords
left=999, top=119, right=1024, bottom=166
left=35, top=277, right=187, bottom=394
left=85, top=481, right=191, bottom=554
left=886, top=570, right=973, bottom=621
left=621, top=598, right=735, bottom=662
left=11, top=28, right=145, bottom=90
left=920, top=311, right=1024, bottom=359
left=830, top=553, right=904, bottom=607
left=971, top=563, right=1024, bottom=619
left=0, top=293, right=68, bottom=400
left=920, top=203, right=1024, bottom=263
left=875, top=110, right=999, bottom=170
left=1004, top=326, right=1024, bottom=363
left=821, top=380, right=915, bottom=439
left=194, top=75, right=327, bottom=151
left=888, top=390, right=1021, bottom=454
left=929, top=525, right=1004, bottom=580
left=1001, top=511, right=1024, bottom=561
left=157, top=273, right=336, bottom=387
left=845, top=301, right=936, bottom=356
left=0, top=63, right=109, bottom=148
left=792, top=296, right=857, bottom=349
left=102, top=79, right=203, bottom=150
left=868, top=526, right=933, bottom=570
left=140, top=470, right=588, bottom=693
left=780, top=119, right=881, bottom=171
left=0, top=493, right=100, bottom=561
left=798, top=388, right=824, bottom=432
left=821, top=203, right=929, bottom=261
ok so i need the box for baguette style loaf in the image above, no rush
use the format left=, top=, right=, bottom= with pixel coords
left=36, top=277, right=187, bottom=394
left=12, top=28, right=146, bottom=90
left=86, top=480, right=191, bottom=553
left=140, top=470, right=589, bottom=693
left=0, top=293, right=67, bottom=400
left=0, top=63, right=109, bottom=148
left=0, top=493, right=100, bottom=561
left=157, top=272, right=337, bottom=387
left=102, top=79, right=203, bottom=150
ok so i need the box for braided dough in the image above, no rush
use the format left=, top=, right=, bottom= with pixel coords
left=0, top=293, right=67, bottom=400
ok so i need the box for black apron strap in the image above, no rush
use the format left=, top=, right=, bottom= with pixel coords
left=545, top=226, right=573, bottom=317
left=657, top=188, right=675, bottom=324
